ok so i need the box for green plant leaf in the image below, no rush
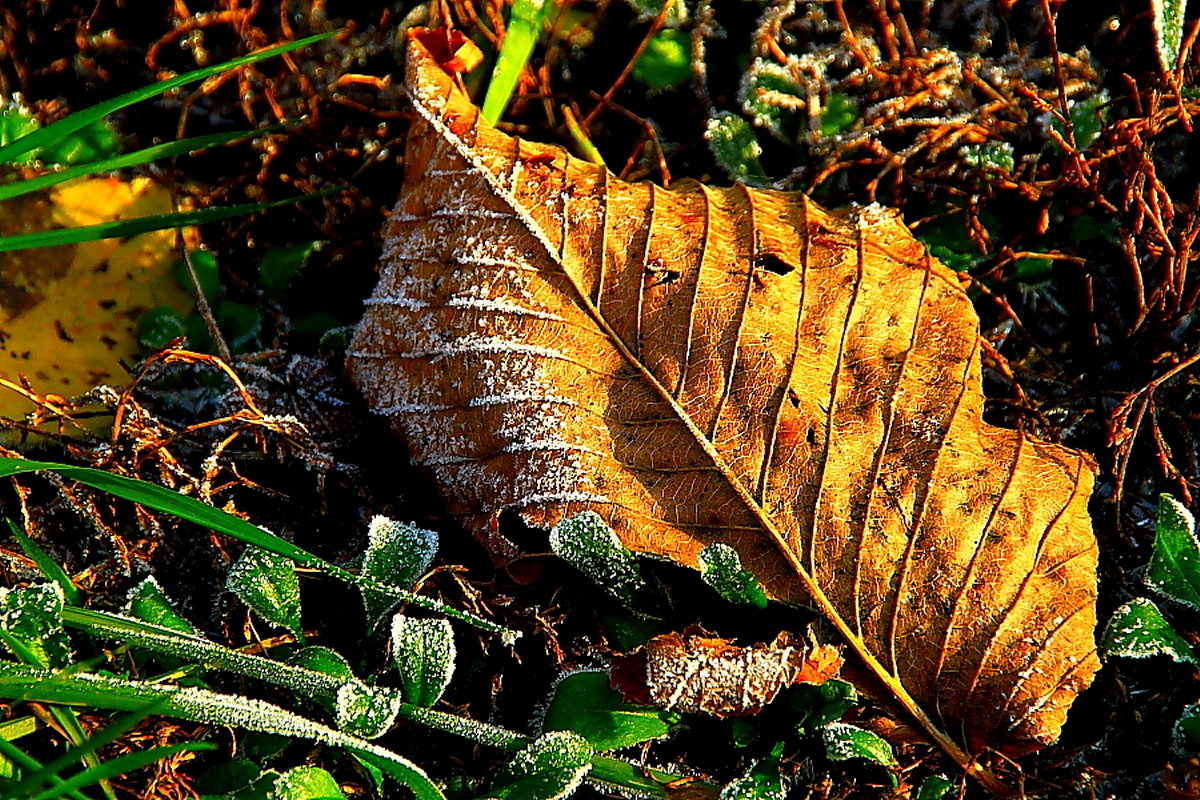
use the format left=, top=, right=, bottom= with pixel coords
left=698, top=544, right=768, bottom=608
left=3, top=517, right=81, bottom=605
left=705, top=112, right=768, bottom=187
left=1152, top=0, right=1189, bottom=71
left=549, top=511, right=652, bottom=612
left=916, top=774, right=956, bottom=800
left=1174, top=703, right=1200, bottom=755
left=391, top=616, right=455, bottom=708
left=632, top=29, right=691, bottom=90
left=137, top=306, right=190, bottom=350
left=718, top=743, right=785, bottom=800
left=1102, top=597, right=1198, bottom=664
left=0, top=33, right=332, bottom=165
left=0, top=583, right=70, bottom=669
left=259, top=241, right=323, bottom=298
left=335, top=682, right=402, bottom=740
left=125, top=577, right=196, bottom=636
left=359, top=517, right=438, bottom=630
left=541, top=671, right=676, bottom=752
left=821, top=723, right=896, bottom=770
left=270, top=766, right=345, bottom=800
left=791, top=680, right=858, bottom=735
left=485, top=731, right=592, bottom=800
left=1147, top=494, right=1200, bottom=608
left=227, top=548, right=304, bottom=642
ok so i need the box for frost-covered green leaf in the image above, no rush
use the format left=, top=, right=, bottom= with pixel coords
left=698, top=544, right=768, bottom=609
left=125, top=576, right=195, bottom=635
left=391, top=615, right=455, bottom=708
left=791, top=679, right=858, bottom=735
left=541, top=671, right=677, bottom=751
left=705, top=112, right=769, bottom=187
left=821, top=723, right=896, bottom=769
left=632, top=30, right=692, bottom=90
left=1174, top=703, right=1200, bottom=755
left=740, top=60, right=804, bottom=142
left=719, top=743, right=786, bottom=800
left=1147, top=494, right=1200, bottom=608
left=549, top=512, right=652, bottom=611
left=0, top=583, right=70, bottom=668
left=485, top=731, right=592, bottom=800
left=1152, top=0, right=1189, bottom=72
left=228, top=547, right=303, bottom=642
left=916, top=774, right=955, bottom=800
left=359, top=517, right=438, bottom=630
left=270, top=765, right=345, bottom=800
left=335, top=681, right=402, bottom=739
left=1101, top=597, right=1197, bottom=664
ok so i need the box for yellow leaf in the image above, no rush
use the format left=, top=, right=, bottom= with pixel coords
left=0, top=176, right=195, bottom=430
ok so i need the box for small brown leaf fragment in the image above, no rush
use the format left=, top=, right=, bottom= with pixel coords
left=795, top=643, right=844, bottom=685
left=611, top=631, right=814, bottom=718
left=407, top=28, right=483, bottom=75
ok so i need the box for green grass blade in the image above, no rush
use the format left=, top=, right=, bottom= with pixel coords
left=0, top=126, right=286, bottom=203
left=0, top=664, right=446, bottom=800
left=0, top=458, right=516, bottom=640
left=4, top=518, right=81, bottom=605
left=25, top=742, right=213, bottom=800
left=0, top=736, right=93, bottom=800
left=0, top=33, right=333, bottom=165
left=12, top=707, right=160, bottom=795
left=481, top=0, right=550, bottom=124
left=61, top=607, right=344, bottom=699
left=0, top=191, right=335, bottom=253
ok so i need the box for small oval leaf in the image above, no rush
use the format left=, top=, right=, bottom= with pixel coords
left=485, top=731, right=593, bottom=800
left=821, top=722, right=896, bottom=767
left=699, top=544, right=768, bottom=609
left=549, top=512, right=651, bottom=611
left=270, top=766, right=346, bottom=800
left=360, top=516, right=439, bottom=630
left=542, top=670, right=677, bottom=751
left=335, top=681, right=403, bottom=739
left=227, top=547, right=303, bottom=642
left=1147, top=494, right=1200, bottom=609
left=1101, top=597, right=1198, bottom=664
left=391, top=615, right=455, bottom=707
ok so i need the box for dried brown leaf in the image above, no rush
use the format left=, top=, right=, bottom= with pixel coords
left=348, top=29, right=1100, bottom=788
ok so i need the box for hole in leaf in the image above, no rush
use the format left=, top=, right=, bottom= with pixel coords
left=753, top=253, right=795, bottom=276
